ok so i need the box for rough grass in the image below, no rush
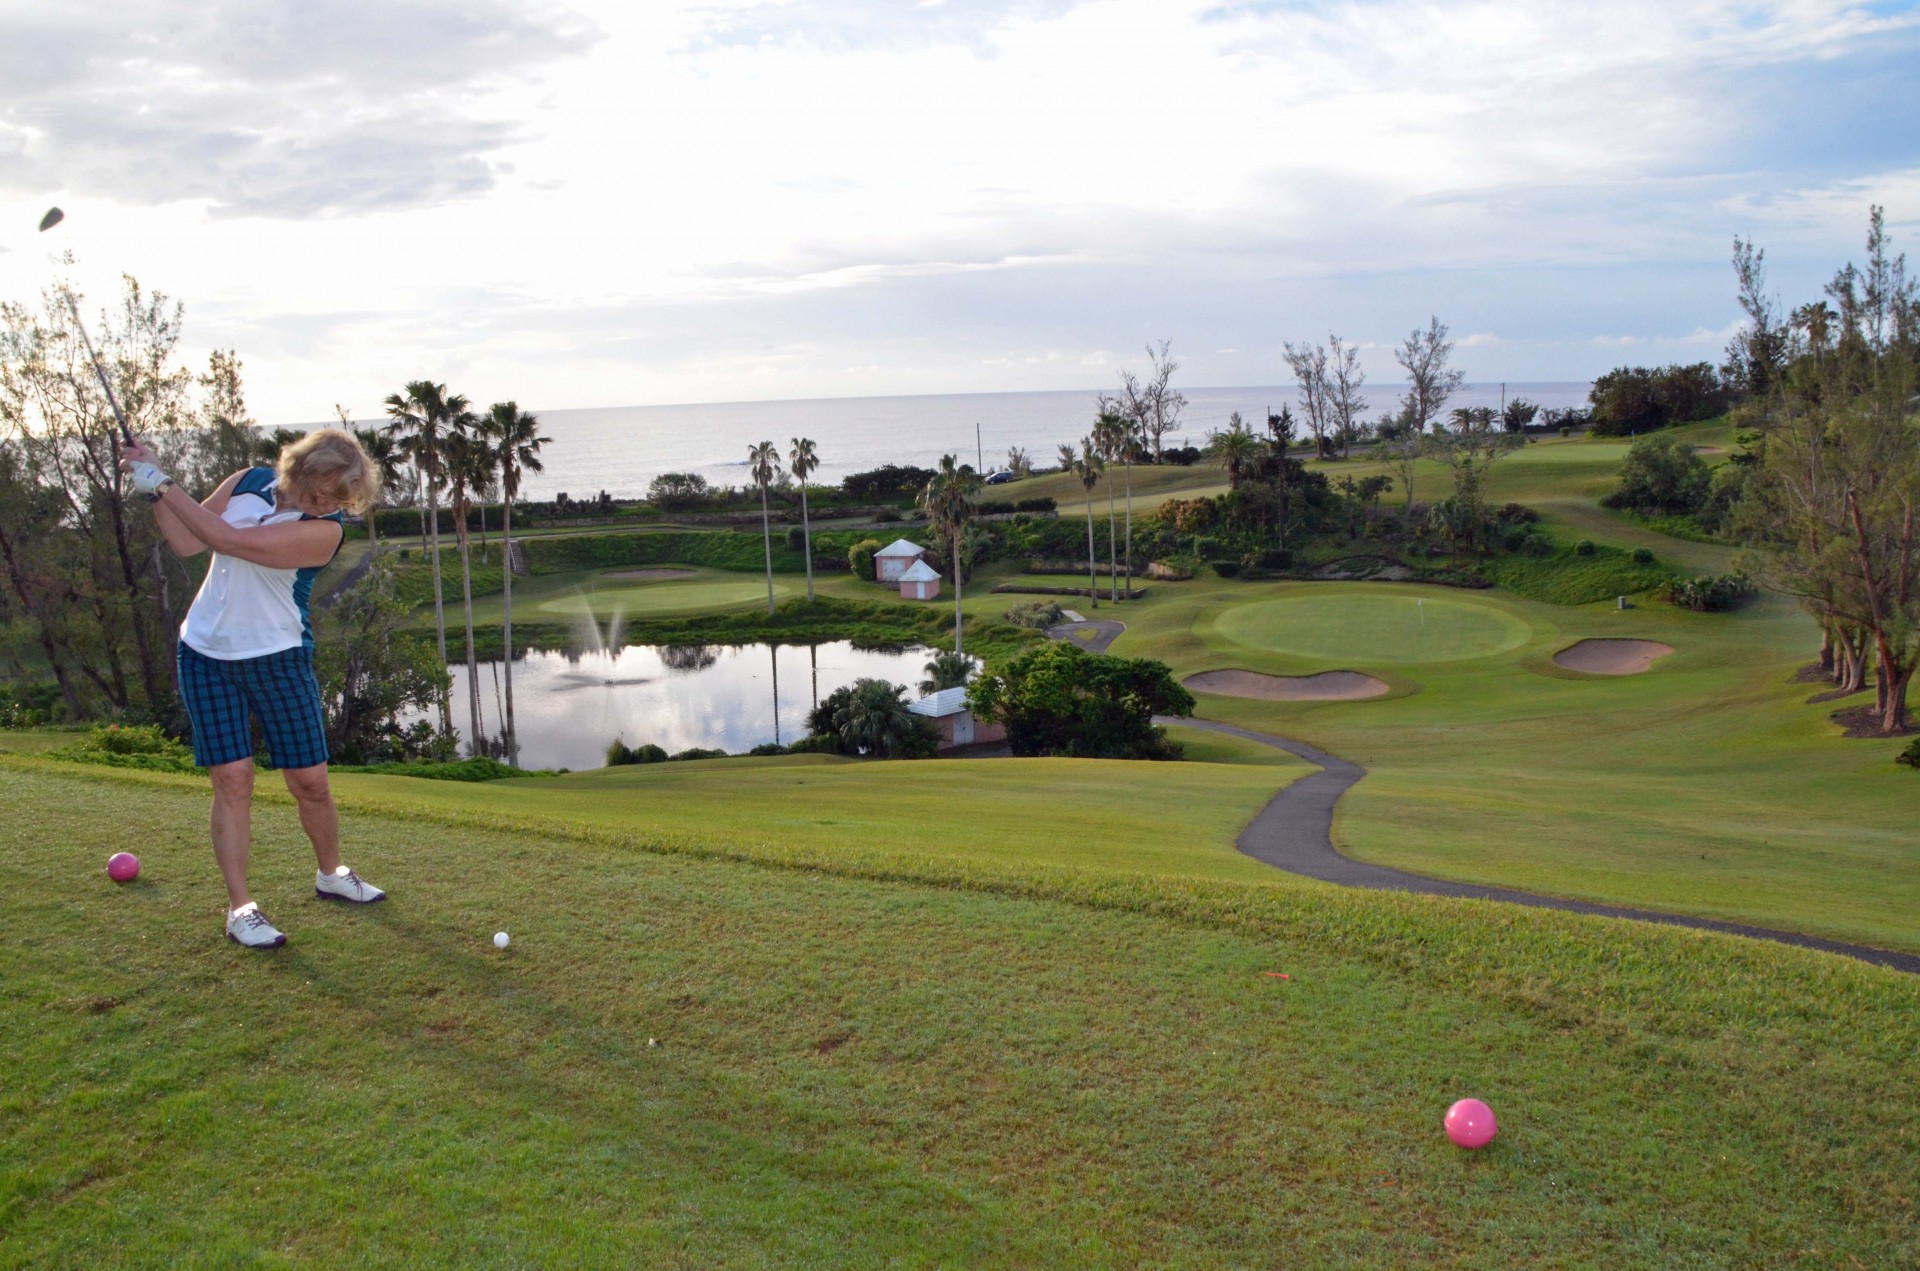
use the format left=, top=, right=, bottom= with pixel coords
left=3, top=759, right=1917, bottom=1267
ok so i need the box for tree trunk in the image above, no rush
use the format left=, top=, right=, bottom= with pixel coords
left=426, top=465, right=451, bottom=734
left=1086, top=505, right=1098, bottom=609
left=0, top=519, right=84, bottom=716
left=502, top=492, right=517, bottom=765
left=800, top=486, right=815, bottom=603
left=1818, top=626, right=1835, bottom=676
left=455, top=510, right=481, bottom=754
left=759, top=484, right=776, bottom=616
left=1105, top=472, right=1119, bottom=603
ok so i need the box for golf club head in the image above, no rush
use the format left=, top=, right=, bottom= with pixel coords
left=39, top=207, right=64, bottom=233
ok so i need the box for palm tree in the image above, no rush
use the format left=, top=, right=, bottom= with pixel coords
left=748, top=441, right=782, bottom=616
left=919, top=649, right=972, bottom=695
left=919, top=454, right=982, bottom=654
left=833, top=678, right=926, bottom=757
left=484, top=401, right=549, bottom=763
left=440, top=410, right=487, bottom=751
left=1056, top=442, right=1077, bottom=473
left=1072, top=438, right=1104, bottom=608
left=789, top=437, right=819, bottom=603
left=383, top=380, right=465, bottom=733
left=348, top=421, right=408, bottom=553
left=1093, top=410, right=1128, bottom=602
left=1206, top=413, right=1265, bottom=489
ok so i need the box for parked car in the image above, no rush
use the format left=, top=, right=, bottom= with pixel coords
left=984, top=470, right=1016, bottom=485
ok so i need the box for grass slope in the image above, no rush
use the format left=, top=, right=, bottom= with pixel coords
left=3, top=760, right=1917, bottom=1267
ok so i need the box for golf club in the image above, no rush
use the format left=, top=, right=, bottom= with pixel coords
left=37, top=206, right=136, bottom=447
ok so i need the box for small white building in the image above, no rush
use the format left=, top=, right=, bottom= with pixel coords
left=908, top=687, right=1006, bottom=750
left=874, top=538, right=929, bottom=583
left=897, top=558, right=942, bottom=601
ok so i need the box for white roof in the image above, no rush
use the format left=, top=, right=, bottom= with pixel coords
left=908, top=687, right=969, bottom=717
left=874, top=538, right=927, bottom=558
left=898, top=560, right=941, bottom=582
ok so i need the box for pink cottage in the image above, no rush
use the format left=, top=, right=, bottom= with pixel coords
left=873, top=538, right=929, bottom=583
left=908, top=687, right=1005, bottom=750
left=897, top=559, right=942, bottom=600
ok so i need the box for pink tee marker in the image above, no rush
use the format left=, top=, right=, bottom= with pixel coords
left=107, top=852, right=140, bottom=882
left=1444, top=1098, right=1498, bottom=1149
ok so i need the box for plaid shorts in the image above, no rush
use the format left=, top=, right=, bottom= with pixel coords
left=177, top=642, right=330, bottom=770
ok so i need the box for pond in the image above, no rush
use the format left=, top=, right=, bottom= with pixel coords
left=420, top=641, right=951, bottom=770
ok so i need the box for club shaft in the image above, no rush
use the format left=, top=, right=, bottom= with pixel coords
left=61, top=295, right=134, bottom=445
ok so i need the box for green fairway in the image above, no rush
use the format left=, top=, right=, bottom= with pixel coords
left=537, top=574, right=796, bottom=620
left=4, top=761, right=1917, bottom=1267
left=327, top=751, right=1302, bottom=887
left=1211, top=591, right=1537, bottom=664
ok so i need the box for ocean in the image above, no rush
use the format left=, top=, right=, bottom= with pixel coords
left=420, top=382, right=1592, bottom=502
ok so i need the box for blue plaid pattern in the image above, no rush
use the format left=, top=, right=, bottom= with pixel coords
left=177, top=642, right=330, bottom=769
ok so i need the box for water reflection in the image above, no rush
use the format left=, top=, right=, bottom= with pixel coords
left=417, top=641, right=947, bottom=771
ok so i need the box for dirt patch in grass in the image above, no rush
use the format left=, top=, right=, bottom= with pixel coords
left=602, top=567, right=699, bottom=582
left=1184, top=669, right=1390, bottom=701
left=1552, top=639, right=1674, bottom=675
left=1829, top=704, right=1919, bottom=740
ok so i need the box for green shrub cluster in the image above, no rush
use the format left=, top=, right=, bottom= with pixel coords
left=331, top=757, right=552, bottom=781
left=50, top=724, right=199, bottom=773
left=1657, top=573, right=1756, bottom=612
left=1897, top=737, right=1920, bottom=769
left=1005, top=600, right=1066, bottom=629
left=1482, top=545, right=1675, bottom=605
left=605, top=741, right=670, bottom=766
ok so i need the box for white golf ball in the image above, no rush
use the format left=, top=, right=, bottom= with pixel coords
left=493, top=931, right=510, bottom=949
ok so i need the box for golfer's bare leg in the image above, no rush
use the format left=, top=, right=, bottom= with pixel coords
left=282, top=763, right=341, bottom=876
left=209, top=759, right=255, bottom=910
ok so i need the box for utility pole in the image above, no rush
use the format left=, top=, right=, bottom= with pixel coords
left=976, top=422, right=983, bottom=473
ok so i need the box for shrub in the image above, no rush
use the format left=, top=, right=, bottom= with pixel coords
left=1657, top=572, right=1755, bottom=612
left=1632, top=547, right=1655, bottom=564
left=605, top=740, right=668, bottom=766
left=671, top=747, right=730, bottom=761
left=871, top=507, right=902, bottom=523
left=1014, top=497, right=1057, bottom=514
left=1602, top=433, right=1712, bottom=514
left=1494, top=503, right=1539, bottom=526
left=1575, top=540, right=1596, bottom=556
left=1212, top=560, right=1241, bottom=578
left=330, top=757, right=544, bottom=782
left=1253, top=548, right=1292, bottom=570
left=848, top=538, right=884, bottom=581
left=51, top=724, right=199, bottom=773
left=1897, top=738, right=1920, bottom=769
left=1006, top=600, right=1066, bottom=629
left=748, top=742, right=788, bottom=756
left=785, top=733, right=841, bottom=755
left=966, top=641, right=1192, bottom=759
left=648, top=472, right=712, bottom=510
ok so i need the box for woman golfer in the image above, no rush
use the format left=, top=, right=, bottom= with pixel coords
left=123, top=430, right=387, bottom=949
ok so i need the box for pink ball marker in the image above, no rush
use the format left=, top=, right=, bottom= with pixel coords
left=1444, top=1098, right=1498, bottom=1149
left=107, top=852, right=140, bottom=882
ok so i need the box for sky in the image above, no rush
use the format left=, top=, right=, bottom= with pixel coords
left=1, top=0, right=1916, bottom=426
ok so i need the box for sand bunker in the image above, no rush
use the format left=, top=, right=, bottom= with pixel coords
left=1553, top=639, right=1674, bottom=675
left=602, top=567, right=698, bottom=582
left=1185, top=669, right=1390, bottom=701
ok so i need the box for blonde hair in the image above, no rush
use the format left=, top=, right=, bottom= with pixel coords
left=277, top=428, right=382, bottom=516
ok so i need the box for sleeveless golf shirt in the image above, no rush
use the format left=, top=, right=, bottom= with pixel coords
left=179, top=468, right=345, bottom=660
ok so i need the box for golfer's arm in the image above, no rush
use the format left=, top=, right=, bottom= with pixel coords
left=150, top=472, right=242, bottom=557
left=152, top=482, right=341, bottom=569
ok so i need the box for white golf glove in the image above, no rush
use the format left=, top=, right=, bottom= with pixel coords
left=126, top=460, right=173, bottom=497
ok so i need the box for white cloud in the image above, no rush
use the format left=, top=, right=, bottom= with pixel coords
left=0, top=0, right=1913, bottom=420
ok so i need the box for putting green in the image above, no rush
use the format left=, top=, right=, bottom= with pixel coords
left=1212, top=591, right=1533, bottom=664
left=539, top=577, right=792, bottom=618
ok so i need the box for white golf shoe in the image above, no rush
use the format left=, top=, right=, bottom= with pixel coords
left=226, top=902, right=287, bottom=949
left=315, top=866, right=386, bottom=904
